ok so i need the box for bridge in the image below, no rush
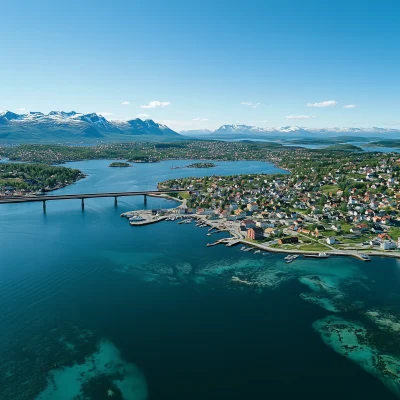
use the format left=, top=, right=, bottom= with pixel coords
left=0, top=189, right=187, bottom=210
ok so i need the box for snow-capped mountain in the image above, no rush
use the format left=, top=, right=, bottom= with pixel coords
left=0, top=111, right=181, bottom=143
left=113, top=118, right=178, bottom=136
left=180, top=124, right=400, bottom=138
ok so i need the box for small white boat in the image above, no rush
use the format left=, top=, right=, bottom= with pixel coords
left=304, top=253, right=330, bottom=258
left=254, top=250, right=261, bottom=254
left=359, top=253, right=371, bottom=261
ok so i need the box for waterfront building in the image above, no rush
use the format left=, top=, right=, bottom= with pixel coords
left=381, top=240, right=396, bottom=250
left=278, top=236, right=299, bottom=245
left=247, top=227, right=264, bottom=240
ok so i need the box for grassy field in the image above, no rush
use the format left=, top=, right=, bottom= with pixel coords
left=320, top=185, right=339, bottom=194
left=178, top=191, right=192, bottom=200
left=388, top=227, right=400, bottom=240
left=298, top=243, right=330, bottom=251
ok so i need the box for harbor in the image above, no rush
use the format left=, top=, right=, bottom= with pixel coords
left=121, top=207, right=384, bottom=262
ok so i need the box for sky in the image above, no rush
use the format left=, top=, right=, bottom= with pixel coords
left=1, top=0, right=400, bottom=132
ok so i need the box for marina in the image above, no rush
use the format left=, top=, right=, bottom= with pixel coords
left=121, top=207, right=387, bottom=262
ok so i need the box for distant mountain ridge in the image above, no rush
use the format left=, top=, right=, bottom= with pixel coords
left=0, top=110, right=181, bottom=143
left=181, top=124, right=400, bottom=138
left=1, top=110, right=399, bottom=143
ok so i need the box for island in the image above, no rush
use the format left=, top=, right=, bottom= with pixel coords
left=171, top=162, right=216, bottom=170
left=109, top=162, right=131, bottom=168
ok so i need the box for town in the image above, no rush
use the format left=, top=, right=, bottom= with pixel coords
left=158, top=147, right=400, bottom=255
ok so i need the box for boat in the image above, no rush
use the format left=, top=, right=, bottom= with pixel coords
left=292, top=254, right=299, bottom=260
left=243, top=247, right=252, bottom=252
left=129, top=215, right=145, bottom=222
left=359, top=253, right=371, bottom=261
left=240, top=246, right=247, bottom=251
left=284, top=254, right=293, bottom=260
left=286, top=258, right=294, bottom=264
left=254, top=250, right=261, bottom=254
left=304, top=253, right=330, bottom=258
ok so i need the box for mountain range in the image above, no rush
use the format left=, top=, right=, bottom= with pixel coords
left=1, top=110, right=399, bottom=143
left=180, top=124, right=400, bottom=138
left=0, top=111, right=181, bottom=143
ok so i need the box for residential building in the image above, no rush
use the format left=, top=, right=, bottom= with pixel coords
left=247, top=227, right=264, bottom=240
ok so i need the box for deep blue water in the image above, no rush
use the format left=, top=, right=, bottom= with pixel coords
left=1, top=159, right=400, bottom=399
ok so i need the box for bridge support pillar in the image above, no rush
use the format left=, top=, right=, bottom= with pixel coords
left=114, top=196, right=118, bottom=206
left=144, top=194, right=147, bottom=206
left=81, top=198, right=84, bottom=210
left=42, top=200, right=46, bottom=211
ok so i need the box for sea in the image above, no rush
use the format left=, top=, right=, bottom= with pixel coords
left=1, top=159, right=400, bottom=399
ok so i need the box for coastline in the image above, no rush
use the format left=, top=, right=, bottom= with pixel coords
left=122, top=205, right=400, bottom=261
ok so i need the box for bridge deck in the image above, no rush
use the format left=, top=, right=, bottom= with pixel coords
left=0, top=190, right=186, bottom=204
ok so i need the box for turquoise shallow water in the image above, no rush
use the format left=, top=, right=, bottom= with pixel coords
left=2, top=159, right=400, bottom=399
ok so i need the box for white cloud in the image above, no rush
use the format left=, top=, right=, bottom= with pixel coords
left=285, top=115, right=313, bottom=120
left=121, top=101, right=130, bottom=105
left=136, top=114, right=150, bottom=119
left=344, top=104, right=356, bottom=109
left=17, top=108, right=26, bottom=111
left=307, top=100, right=337, bottom=108
left=98, top=112, right=114, bottom=116
left=141, top=101, right=171, bottom=109
left=241, top=102, right=260, bottom=108
left=192, top=118, right=209, bottom=121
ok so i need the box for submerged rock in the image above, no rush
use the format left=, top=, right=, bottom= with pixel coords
left=313, top=315, right=400, bottom=397
left=36, top=340, right=147, bottom=400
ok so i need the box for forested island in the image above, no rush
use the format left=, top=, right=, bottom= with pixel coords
left=109, top=162, right=131, bottom=167
left=172, top=162, right=216, bottom=170
left=0, top=163, right=84, bottom=194
left=365, top=140, right=400, bottom=149
left=324, top=144, right=363, bottom=151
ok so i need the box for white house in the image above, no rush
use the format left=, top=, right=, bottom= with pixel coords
left=326, top=237, right=336, bottom=245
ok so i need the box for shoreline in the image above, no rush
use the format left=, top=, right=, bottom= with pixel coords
left=121, top=206, right=400, bottom=261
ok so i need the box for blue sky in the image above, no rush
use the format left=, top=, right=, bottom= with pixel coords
left=1, top=0, right=399, bottom=131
